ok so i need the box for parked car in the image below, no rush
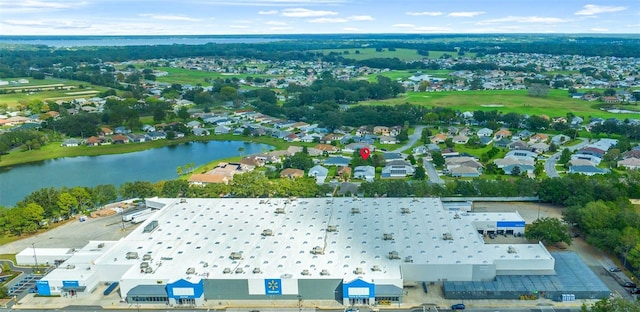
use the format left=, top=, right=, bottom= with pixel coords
left=609, top=266, right=621, bottom=272
left=422, top=281, right=429, bottom=293
left=451, top=303, right=466, bottom=310
left=623, top=281, right=637, bottom=288
left=630, top=288, right=640, bottom=294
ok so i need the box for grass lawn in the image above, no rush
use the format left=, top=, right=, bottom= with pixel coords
left=0, top=77, right=108, bottom=109
left=360, top=89, right=639, bottom=120
left=150, top=67, right=277, bottom=85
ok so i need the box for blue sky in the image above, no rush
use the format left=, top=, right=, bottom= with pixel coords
left=0, top=0, right=638, bottom=35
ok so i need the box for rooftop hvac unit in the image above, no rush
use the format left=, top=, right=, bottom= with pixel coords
left=229, top=252, right=243, bottom=260
left=371, top=265, right=381, bottom=272
left=301, top=269, right=310, bottom=276
left=223, top=267, right=231, bottom=274
left=388, top=251, right=400, bottom=260
left=400, top=208, right=411, bottom=214
left=351, top=207, right=361, bottom=214
left=404, top=256, right=414, bottom=263
left=144, top=267, right=153, bottom=274
left=126, top=252, right=139, bottom=259
left=453, top=214, right=461, bottom=219
left=442, top=233, right=453, bottom=240
left=253, top=267, right=261, bottom=274
left=311, top=246, right=324, bottom=255
left=262, top=229, right=273, bottom=236
left=66, top=264, right=76, bottom=270
left=383, top=233, right=394, bottom=240
left=320, top=269, right=329, bottom=276
left=235, top=268, right=244, bottom=274
left=180, top=198, right=187, bottom=203
left=354, top=267, right=364, bottom=275
left=186, top=267, right=195, bottom=275
left=508, top=246, right=517, bottom=254
left=275, top=208, right=285, bottom=214
left=142, top=254, right=152, bottom=261
left=97, top=243, right=105, bottom=248
left=140, top=262, right=149, bottom=269
left=326, top=225, right=338, bottom=232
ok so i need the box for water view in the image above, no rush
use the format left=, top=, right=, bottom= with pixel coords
left=0, top=141, right=271, bottom=207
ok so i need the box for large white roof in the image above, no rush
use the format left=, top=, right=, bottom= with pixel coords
left=95, top=197, right=551, bottom=283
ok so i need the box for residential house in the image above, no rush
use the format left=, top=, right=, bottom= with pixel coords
left=383, top=152, right=404, bottom=163
left=355, top=126, right=370, bottom=136
left=321, top=133, right=343, bottom=144
left=494, top=156, right=535, bottom=170
left=412, top=145, right=428, bottom=155
left=280, top=168, right=305, bottom=179
left=569, top=159, right=596, bottom=167
left=529, top=142, right=549, bottom=154
left=381, top=160, right=415, bottom=178
left=494, top=138, right=512, bottom=148
left=338, top=166, right=352, bottom=179
left=314, top=144, right=339, bottom=154
left=114, top=126, right=130, bottom=134
left=449, top=166, right=481, bottom=178
left=452, top=135, right=469, bottom=144
left=505, top=150, right=538, bottom=161
left=188, top=173, right=229, bottom=186
left=426, top=144, right=441, bottom=152
left=529, top=133, right=549, bottom=143
left=85, top=136, right=102, bottom=146
left=507, top=141, right=529, bottom=150
left=240, top=156, right=265, bottom=167
left=128, top=134, right=147, bottom=143
left=576, top=147, right=606, bottom=159
left=571, top=153, right=602, bottom=166
left=441, top=148, right=459, bottom=157
left=445, top=156, right=483, bottom=171
left=390, top=126, right=403, bottom=136
left=373, top=126, right=390, bottom=136
left=214, top=125, right=231, bottom=134
left=61, top=138, right=83, bottom=147
left=308, top=165, right=329, bottom=184
left=101, top=127, right=114, bottom=136
left=503, top=164, right=535, bottom=175
left=494, top=128, right=512, bottom=140
left=111, top=134, right=129, bottom=144
left=147, top=131, right=167, bottom=141
left=142, top=125, right=156, bottom=132
left=513, top=130, right=532, bottom=141
left=353, top=166, right=375, bottom=182
left=299, top=133, right=321, bottom=143
left=623, top=150, right=640, bottom=159
left=479, top=136, right=493, bottom=146
left=186, top=120, right=202, bottom=129
left=569, top=165, right=608, bottom=176
left=618, top=158, right=640, bottom=170
left=323, top=156, right=351, bottom=167
left=459, top=127, right=475, bottom=136
left=477, top=128, right=493, bottom=137
left=551, top=134, right=571, bottom=145
left=284, top=133, right=300, bottom=142
left=379, top=135, right=398, bottom=144
left=343, top=143, right=375, bottom=154
left=430, top=133, right=448, bottom=144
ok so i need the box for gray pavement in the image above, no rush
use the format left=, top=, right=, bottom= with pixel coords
left=392, top=126, right=425, bottom=154
left=544, top=138, right=588, bottom=178
left=422, top=158, right=444, bottom=185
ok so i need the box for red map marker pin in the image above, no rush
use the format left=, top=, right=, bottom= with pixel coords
left=359, top=147, right=371, bottom=160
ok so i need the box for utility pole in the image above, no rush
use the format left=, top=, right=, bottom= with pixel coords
left=32, top=243, right=39, bottom=274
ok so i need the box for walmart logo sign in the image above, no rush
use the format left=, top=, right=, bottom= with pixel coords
left=265, top=279, right=282, bottom=295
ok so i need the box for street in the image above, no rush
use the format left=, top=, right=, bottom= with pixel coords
left=544, top=138, right=589, bottom=178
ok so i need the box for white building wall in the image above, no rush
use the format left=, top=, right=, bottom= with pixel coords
left=494, top=257, right=555, bottom=273
left=401, top=264, right=474, bottom=281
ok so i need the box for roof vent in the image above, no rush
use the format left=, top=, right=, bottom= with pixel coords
left=383, top=233, right=394, bottom=241
left=144, top=267, right=153, bottom=274
left=320, top=269, right=330, bottom=276
left=142, top=254, right=152, bottom=261
left=351, top=207, right=360, bottom=214
left=253, top=267, right=261, bottom=274
left=301, top=269, right=310, bottom=276
left=354, top=267, right=364, bottom=274
left=223, top=267, right=231, bottom=274
left=98, top=243, right=105, bottom=248
left=371, top=265, right=381, bottom=272
left=327, top=225, right=338, bottom=232
left=388, top=251, right=400, bottom=260
left=140, top=262, right=149, bottom=269
left=454, top=214, right=461, bottom=219
left=508, top=246, right=517, bottom=254
left=66, top=264, right=76, bottom=270
left=229, top=251, right=243, bottom=260
left=404, top=256, right=414, bottom=263
left=235, top=268, right=244, bottom=274
left=311, top=246, right=324, bottom=255
left=261, top=229, right=273, bottom=236
left=400, top=208, right=411, bottom=214
left=186, top=267, right=195, bottom=275
left=442, top=233, right=453, bottom=240
left=275, top=208, right=285, bottom=214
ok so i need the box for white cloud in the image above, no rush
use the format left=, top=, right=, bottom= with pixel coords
left=270, top=26, right=293, bottom=31
left=309, top=17, right=348, bottom=23
left=0, top=0, right=87, bottom=13
left=349, top=15, right=374, bottom=21
left=2, top=18, right=90, bottom=29
left=478, top=16, right=571, bottom=25
left=413, top=26, right=452, bottom=32
left=281, top=8, right=338, bottom=17
left=206, top=0, right=347, bottom=6
left=230, top=25, right=250, bottom=28
left=392, top=23, right=416, bottom=28
left=258, top=10, right=278, bottom=15
left=590, top=27, right=609, bottom=32
left=448, top=11, right=485, bottom=18
left=265, top=21, right=288, bottom=25
left=138, top=14, right=202, bottom=22
left=406, top=11, right=443, bottom=16
left=343, top=27, right=360, bottom=31
left=575, top=4, right=626, bottom=16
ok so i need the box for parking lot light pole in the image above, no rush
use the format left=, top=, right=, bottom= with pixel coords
left=31, top=243, right=39, bottom=274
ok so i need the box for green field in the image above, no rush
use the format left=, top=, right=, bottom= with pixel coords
left=361, top=89, right=637, bottom=120
left=151, top=67, right=277, bottom=85
left=0, top=77, right=107, bottom=109
left=313, top=48, right=476, bottom=61
left=364, top=69, right=453, bottom=82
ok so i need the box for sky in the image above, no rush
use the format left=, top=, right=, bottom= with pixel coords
left=0, top=0, right=638, bottom=36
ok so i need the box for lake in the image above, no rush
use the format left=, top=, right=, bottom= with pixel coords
left=0, top=141, right=272, bottom=207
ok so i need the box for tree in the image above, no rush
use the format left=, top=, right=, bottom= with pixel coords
left=558, top=148, right=572, bottom=164
left=582, top=297, right=640, bottom=311
left=444, top=138, right=454, bottom=148
left=90, top=184, right=118, bottom=207
left=396, top=129, right=409, bottom=142
left=153, top=107, right=166, bottom=122
left=431, top=151, right=445, bottom=167
left=525, top=217, right=572, bottom=246
left=57, top=192, right=78, bottom=218
left=177, top=106, right=190, bottom=121
left=230, top=172, right=270, bottom=197
left=527, top=83, right=550, bottom=97
left=282, top=152, right=314, bottom=171
left=414, top=166, right=426, bottom=180
left=161, top=180, right=189, bottom=197
left=120, top=181, right=157, bottom=199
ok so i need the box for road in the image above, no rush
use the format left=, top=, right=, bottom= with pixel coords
left=423, top=158, right=444, bottom=185
left=544, top=138, right=589, bottom=178
left=3, top=307, right=581, bottom=312
left=392, top=125, right=425, bottom=154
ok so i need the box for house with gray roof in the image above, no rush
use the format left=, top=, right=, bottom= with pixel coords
left=353, top=166, right=375, bottom=182
left=323, top=156, right=351, bottom=167
left=569, top=165, right=608, bottom=176
left=308, top=165, right=329, bottom=184
left=381, top=160, right=415, bottom=178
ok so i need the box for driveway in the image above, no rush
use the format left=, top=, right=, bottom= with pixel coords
left=544, top=138, right=589, bottom=178
left=423, top=158, right=444, bottom=185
